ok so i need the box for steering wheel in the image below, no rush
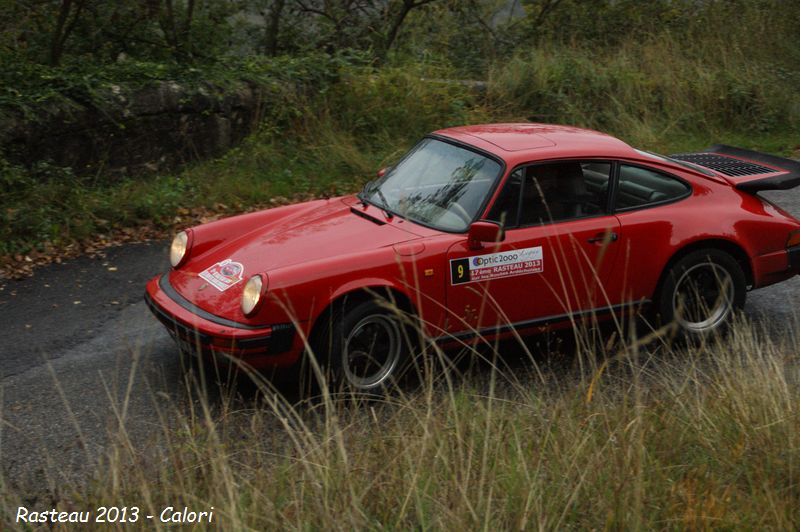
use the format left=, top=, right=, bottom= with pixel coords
left=449, top=201, right=472, bottom=225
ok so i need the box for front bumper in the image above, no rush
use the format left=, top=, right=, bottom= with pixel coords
left=788, top=245, right=800, bottom=272
left=144, top=274, right=299, bottom=368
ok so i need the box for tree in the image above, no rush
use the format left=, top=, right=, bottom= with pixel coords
left=264, top=0, right=286, bottom=56
left=292, top=0, right=440, bottom=60
left=376, top=0, right=438, bottom=62
left=157, top=0, right=197, bottom=59
left=49, top=0, right=87, bottom=65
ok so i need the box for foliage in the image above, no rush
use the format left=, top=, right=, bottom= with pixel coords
left=0, top=0, right=240, bottom=66
left=0, top=61, right=486, bottom=257
left=0, top=50, right=351, bottom=121
left=1, top=0, right=800, bottom=259
left=488, top=39, right=800, bottom=143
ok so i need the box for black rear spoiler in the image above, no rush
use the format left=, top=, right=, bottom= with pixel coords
left=671, top=144, right=800, bottom=193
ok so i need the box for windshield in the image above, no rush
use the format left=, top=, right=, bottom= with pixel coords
left=362, top=138, right=502, bottom=232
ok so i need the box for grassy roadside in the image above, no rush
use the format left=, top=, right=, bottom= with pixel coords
left=2, top=317, right=797, bottom=529
left=0, top=64, right=480, bottom=276
left=2, top=41, right=799, bottom=276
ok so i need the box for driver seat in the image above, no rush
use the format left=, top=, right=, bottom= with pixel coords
left=558, top=162, right=587, bottom=218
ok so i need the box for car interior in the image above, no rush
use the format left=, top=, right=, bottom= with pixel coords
left=488, top=161, right=691, bottom=227
left=615, top=165, right=690, bottom=209
left=488, top=162, right=610, bottom=227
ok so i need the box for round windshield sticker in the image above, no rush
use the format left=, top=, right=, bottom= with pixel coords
left=199, top=259, right=245, bottom=292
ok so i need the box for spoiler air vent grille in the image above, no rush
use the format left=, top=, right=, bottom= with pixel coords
left=669, top=153, right=774, bottom=177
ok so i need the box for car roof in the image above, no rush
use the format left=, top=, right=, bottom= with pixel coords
left=434, top=123, right=641, bottom=163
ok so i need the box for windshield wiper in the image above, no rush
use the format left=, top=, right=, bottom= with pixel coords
left=373, top=187, right=394, bottom=219
left=357, top=180, right=373, bottom=207
left=358, top=181, right=394, bottom=219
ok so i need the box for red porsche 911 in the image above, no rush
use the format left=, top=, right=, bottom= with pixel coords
left=145, top=123, right=800, bottom=391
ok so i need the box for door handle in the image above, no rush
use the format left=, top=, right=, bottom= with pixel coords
left=588, top=232, right=618, bottom=244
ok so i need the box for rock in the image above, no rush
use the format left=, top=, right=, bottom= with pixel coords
left=0, top=80, right=269, bottom=178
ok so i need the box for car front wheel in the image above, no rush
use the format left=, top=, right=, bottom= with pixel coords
left=314, top=299, right=410, bottom=394
left=656, top=249, right=746, bottom=337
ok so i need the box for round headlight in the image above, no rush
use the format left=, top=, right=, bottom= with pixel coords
left=170, top=231, right=189, bottom=268
left=241, top=275, right=264, bottom=316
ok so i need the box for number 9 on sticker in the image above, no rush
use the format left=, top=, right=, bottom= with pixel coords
left=450, top=258, right=471, bottom=285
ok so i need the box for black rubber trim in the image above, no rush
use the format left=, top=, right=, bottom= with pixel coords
left=145, top=289, right=297, bottom=354
left=262, top=324, right=295, bottom=352
left=434, top=300, right=650, bottom=343
left=158, top=273, right=266, bottom=330
left=145, top=291, right=214, bottom=344
left=788, top=245, right=800, bottom=271
left=708, top=145, right=800, bottom=192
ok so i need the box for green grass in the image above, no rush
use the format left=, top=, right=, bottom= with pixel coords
left=0, top=134, right=383, bottom=256
left=3, top=316, right=797, bottom=530
left=487, top=39, right=800, bottom=150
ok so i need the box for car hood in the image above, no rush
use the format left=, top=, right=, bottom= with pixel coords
left=169, top=198, right=423, bottom=319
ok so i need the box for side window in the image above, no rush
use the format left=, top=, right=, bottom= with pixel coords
left=616, top=165, right=690, bottom=210
left=487, top=169, right=522, bottom=228
left=518, top=161, right=612, bottom=226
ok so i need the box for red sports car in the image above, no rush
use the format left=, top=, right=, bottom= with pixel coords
left=145, top=124, right=800, bottom=390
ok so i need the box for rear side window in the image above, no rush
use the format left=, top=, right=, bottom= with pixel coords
left=615, top=165, right=690, bottom=210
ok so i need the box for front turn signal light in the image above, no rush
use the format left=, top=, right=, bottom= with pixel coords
left=787, top=229, right=800, bottom=248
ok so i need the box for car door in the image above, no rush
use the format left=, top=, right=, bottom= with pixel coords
left=445, top=161, right=624, bottom=335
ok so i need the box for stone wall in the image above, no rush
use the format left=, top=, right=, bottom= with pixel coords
left=0, top=80, right=268, bottom=177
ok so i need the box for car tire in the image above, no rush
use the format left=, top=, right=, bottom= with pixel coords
left=312, top=299, right=411, bottom=395
left=656, top=248, right=746, bottom=338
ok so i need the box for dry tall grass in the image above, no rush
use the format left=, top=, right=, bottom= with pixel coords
left=4, top=311, right=797, bottom=530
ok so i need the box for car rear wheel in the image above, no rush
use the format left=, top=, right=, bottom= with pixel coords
left=312, top=299, right=410, bottom=394
left=656, top=249, right=746, bottom=337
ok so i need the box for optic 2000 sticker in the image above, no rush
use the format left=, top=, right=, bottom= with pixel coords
left=450, top=246, right=543, bottom=285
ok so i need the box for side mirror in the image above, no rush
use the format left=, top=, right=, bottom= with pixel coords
left=467, top=221, right=504, bottom=250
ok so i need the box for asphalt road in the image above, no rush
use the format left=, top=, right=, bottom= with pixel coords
left=2, top=189, right=800, bottom=496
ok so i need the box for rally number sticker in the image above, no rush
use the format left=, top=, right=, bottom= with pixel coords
left=199, top=259, right=245, bottom=292
left=450, top=246, right=543, bottom=285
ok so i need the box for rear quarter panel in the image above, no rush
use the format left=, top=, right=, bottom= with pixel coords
left=616, top=169, right=800, bottom=300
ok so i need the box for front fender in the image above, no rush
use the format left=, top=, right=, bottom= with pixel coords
left=329, top=277, right=408, bottom=303
left=257, top=243, right=449, bottom=339
left=188, top=200, right=330, bottom=260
